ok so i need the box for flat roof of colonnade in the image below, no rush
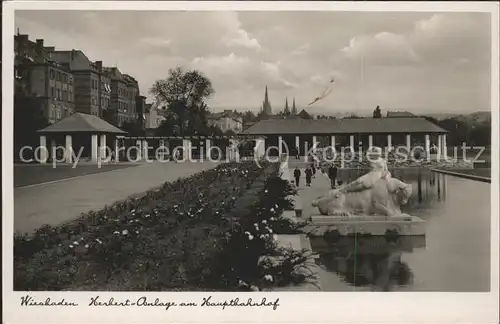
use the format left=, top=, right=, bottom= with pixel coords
left=241, top=117, right=448, bottom=135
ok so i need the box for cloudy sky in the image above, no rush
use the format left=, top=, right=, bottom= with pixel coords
left=15, top=10, right=491, bottom=115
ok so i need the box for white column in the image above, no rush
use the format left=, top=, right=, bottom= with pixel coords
left=387, top=134, right=392, bottom=151
left=442, top=134, right=447, bottom=158
left=50, top=138, right=56, bottom=160
left=136, top=139, right=142, bottom=160
left=205, top=139, right=211, bottom=159
left=406, top=134, right=411, bottom=151
left=114, top=138, right=120, bottom=163
left=295, top=136, right=300, bottom=151
left=368, top=135, right=373, bottom=149
left=349, top=135, right=354, bottom=152
left=425, top=134, right=430, bottom=158
left=39, top=135, right=48, bottom=164
left=312, top=136, right=317, bottom=153
left=254, top=137, right=266, bottom=159
left=91, top=134, right=98, bottom=163
left=142, top=140, right=148, bottom=160
left=65, top=135, right=72, bottom=163
left=437, top=135, right=442, bottom=160
left=100, top=134, right=107, bottom=160
left=278, top=136, right=283, bottom=156
left=183, top=139, right=192, bottom=161
left=330, top=135, right=336, bottom=149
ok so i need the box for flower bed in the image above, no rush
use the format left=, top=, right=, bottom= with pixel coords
left=14, top=161, right=314, bottom=291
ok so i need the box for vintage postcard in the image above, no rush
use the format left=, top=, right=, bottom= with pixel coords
left=3, top=1, right=499, bottom=323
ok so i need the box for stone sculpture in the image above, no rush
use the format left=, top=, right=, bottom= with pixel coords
left=312, top=153, right=412, bottom=217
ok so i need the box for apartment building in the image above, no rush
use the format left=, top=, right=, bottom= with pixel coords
left=208, top=110, right=244, bottom=133
left=105, top=67, right=131, bottom=126
left=48, top=49, right=110, bottom=117
left=14, top=35, right=75, bottom=123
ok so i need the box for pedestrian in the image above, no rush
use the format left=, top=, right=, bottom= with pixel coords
left=305, top=166, right=313, bottom=186
left=295, top=146, right=300, bottom=159
left=328, top=163, right=338, bottom=189
left=293, top=166, right=301, bottom=187
left=311, top=163, right=316, bottom=178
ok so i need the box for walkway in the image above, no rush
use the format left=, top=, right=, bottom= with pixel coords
left=294, top=169, right=332, bottom=219
left=14, top=161, right=218, bottom=234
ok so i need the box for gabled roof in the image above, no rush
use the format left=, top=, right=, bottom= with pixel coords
left=297, top=109, right=312, bottom=119
left=241, top=117, right=448, bottom=135
left=37, top=113, right=127, bottom=134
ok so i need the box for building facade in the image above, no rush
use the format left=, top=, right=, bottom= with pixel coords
left=208, top=110, right=243, bottom=133
left=105, top=67, right=130, bottom=126
left=145, top=104, right=166, bottom=129
left=48, top=50, right=108, bottom=117
left=14, top=35, right=75, bottom=123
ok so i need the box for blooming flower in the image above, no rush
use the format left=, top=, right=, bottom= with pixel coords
left=113, top=231, right=120, bottom=235
left=261, top=220, right=267, bottom=224
left=270, top=208, right=275, bottom=213
left=131, top=209, right=136, bottom=213
left=273, top=234, right=278, bottom=241
left=69, top=244, right=74, bottom=248
left=85, top=244, right=89, bottom=248
left=122, top=230, right=129, bottom=235
left=264, top=190, right=268, bottom=193
left=95, top=238, right=103, bottom=244
left=73, top=241, right=79, bottom=245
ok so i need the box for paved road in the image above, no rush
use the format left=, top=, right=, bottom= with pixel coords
left=14, top=163, right=140, bottom=188
left=14, top=161, right=218, bottom=234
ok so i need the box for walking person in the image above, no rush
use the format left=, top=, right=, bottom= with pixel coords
left=305, top=166, right=313, bottom=187
left=293, top=166, right=301, bottom=187
left=295, top=146, right=300, bottom=159
left=328, top=163, right=338, bottom=189
left=311, top=163, right=316, bottom=178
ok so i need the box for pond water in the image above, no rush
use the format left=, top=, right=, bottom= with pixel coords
left=311, top=169, right=491, bottom=292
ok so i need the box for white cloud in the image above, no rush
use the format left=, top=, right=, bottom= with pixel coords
left=341, top=32, right=419, bottom=64
left=340, top=13, right=489, bottom=66
left=213, top=12, right=262, bottom=51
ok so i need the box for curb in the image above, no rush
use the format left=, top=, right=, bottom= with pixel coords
left=430, top=168, right=491, bottom=183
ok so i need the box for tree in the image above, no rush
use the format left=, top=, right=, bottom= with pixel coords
left=14, top=95, right=50, bottom=161
left=149, top=66, right=214, bottom=136
left=120, top=120, right=145, bottom=137
left=373, top=105, right=382, bottom=118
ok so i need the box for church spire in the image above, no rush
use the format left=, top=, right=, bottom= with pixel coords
left=292, top=97, right=297, bottom=115
left=262, top=85, right=272, bottom=115
left=284, top=97, right=290, bottom=115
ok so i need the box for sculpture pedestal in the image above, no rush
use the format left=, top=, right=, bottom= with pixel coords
left=308, top=215, right=426, bottom=236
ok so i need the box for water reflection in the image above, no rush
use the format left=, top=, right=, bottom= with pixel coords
left=312, top=236, right=426, bottom=291
left=315, top=168, right=454, bottom=290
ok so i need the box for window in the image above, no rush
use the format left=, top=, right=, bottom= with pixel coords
left=50, top=87, right=55, bottom=98
left=56, top=72, right=61, bottom=81
left=63, top=74, right=68, bottom=83
left=68, top=77, right=73, bottom=85
left=50, top=69, right=55, bottom=79
left=56, top=89, right=61, bottom=100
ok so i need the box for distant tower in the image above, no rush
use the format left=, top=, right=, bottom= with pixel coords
left=262, top=85, right=272, bottom=115
left=283, top=97, right=290, bottom=115
left=292, top=97, right=297, bottom=115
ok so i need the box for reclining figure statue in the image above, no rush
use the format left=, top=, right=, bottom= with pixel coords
left=312, top=151, right=412, bottom=217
